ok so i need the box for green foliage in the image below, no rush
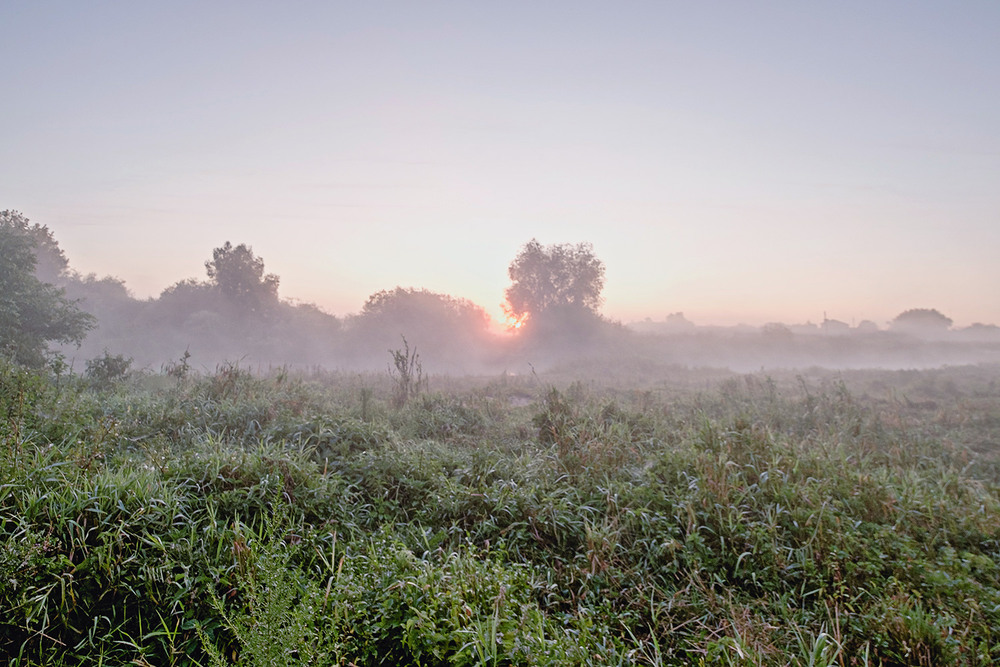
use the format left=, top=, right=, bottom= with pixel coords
left=0, top=210, right=69, bottom=283
left=0, top=211, right=95, bottom=367
left=270, top=414, right=391, bottom=462
left=2, top=364, right=1000, bottom=665
left=400, top=394, right=488, bottom=441
left=84, top=350, right=134, bottom=387
left=532, top=387, right=575, bottom=446
left=165, top=349, right=193, bottom=380
left=0, top=361, right=44, bottom=442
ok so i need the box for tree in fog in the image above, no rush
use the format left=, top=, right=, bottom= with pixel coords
left=0, top=211, right=94, bottom=367
left=344, top=287, right=491, bottom=371
left=665, top=312, right=696, bottom=333
left=56, top=273, right=142, bottom=362
left=890, top=308, right=953, bottom=334
left=503, top=239, right=605, bottom=327
left=359, top=287, right=489, bottom=341
left=205, top=242, right=279, bottom=315
left=762, top=322, right=794, bottom=342
left=958, top=322, right=1000, bottom=342
left=856, top=320, right=880, bottom=334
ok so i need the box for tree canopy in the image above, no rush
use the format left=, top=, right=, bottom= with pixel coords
left=0, top=211, right=94, bottom=367
left=205, top=242, right=279, bottom=314
left=362, top=287, right=488, bottom=329
left=344, top=287, right=492, bottom=372
left=504, top=239, right=605, bottom=326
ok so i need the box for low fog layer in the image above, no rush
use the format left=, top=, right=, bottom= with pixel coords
left=3, top=211, right=999, bottom=376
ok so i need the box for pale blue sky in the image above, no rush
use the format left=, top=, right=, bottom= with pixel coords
left=3, top=2, right=998, bottom=327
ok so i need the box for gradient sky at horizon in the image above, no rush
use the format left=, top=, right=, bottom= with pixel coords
left=3, top=2, right=998, bottom=328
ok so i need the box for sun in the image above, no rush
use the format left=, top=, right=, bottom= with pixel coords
left=504, top=313, right=529, bottom=332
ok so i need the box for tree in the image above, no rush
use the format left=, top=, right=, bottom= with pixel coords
left=361, top=287, right=488, bottom=332
left=890, top=308, right=953, bottom=334
left=503, top=239, right=605, bottom=326
left=339, top=287, right=492, bottom=372
left=0, top=210, right=69, bottom=284
left=0, top=211, right=94, bottom=367
left=205, top=242, right=279, bottom=314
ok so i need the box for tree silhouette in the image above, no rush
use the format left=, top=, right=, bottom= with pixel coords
left=361, top=287, right=488, bottom=332
left=344, top=287, right=491, bottom=371
left=503, top=239, right=605, bottom=326
left=890, top=308, right=953, bottom=333
left=205, top=242, right=279, bottom=315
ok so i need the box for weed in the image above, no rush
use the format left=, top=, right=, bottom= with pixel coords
left=388, top=336, right=426, bottom=408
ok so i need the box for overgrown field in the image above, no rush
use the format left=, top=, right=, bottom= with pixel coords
left=2, top=360, right=1000, bottom=665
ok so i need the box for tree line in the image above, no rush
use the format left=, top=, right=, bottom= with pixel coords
left=1, top=210, right=611, bottom=373
left=5, top=209, right=992, bottom=376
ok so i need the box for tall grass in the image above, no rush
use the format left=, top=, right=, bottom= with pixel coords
left=2, top=359, right=999, bottom=665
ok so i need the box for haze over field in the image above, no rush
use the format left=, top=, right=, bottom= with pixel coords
left=2, top=2, right=999, bottom=330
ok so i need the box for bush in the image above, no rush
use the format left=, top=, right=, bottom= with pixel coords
left=84, top=350, right=134, bottom=387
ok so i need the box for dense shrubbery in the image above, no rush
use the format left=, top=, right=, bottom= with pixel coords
left=2, top=360, right=1000, bottom=665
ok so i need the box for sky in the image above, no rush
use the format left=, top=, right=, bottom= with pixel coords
left=3, top=1, right=998, bottom=328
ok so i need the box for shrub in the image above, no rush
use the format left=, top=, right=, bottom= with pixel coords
left=84, top=350, right=134, bottom=387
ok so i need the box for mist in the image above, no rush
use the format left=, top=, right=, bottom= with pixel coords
left=16, top=225, right=993, bottom=379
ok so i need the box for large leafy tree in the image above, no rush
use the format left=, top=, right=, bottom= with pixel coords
left=361, top=287, right=488, bottom=330
left=504, top=239, right=605, bottom=326
left=343, top=287, right=491, bottom=372
left=205, top=242, right=279, bottom=315
left=0, top=211, right=94, bottom=367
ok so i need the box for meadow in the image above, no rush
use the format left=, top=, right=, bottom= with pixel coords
left=2, top=358, right=999, bottom=665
